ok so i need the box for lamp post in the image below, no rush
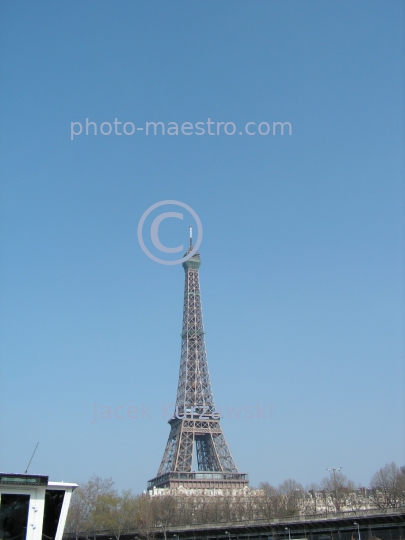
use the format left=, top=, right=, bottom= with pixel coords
left=354, top=522, right=361, bottom=540
left=285, top=528, right=291, bottom=540
left=326, top=467, right=342, bottom=511
left=225, top=531, right=230, bottom=540
left=173, top=534, right=179, bottom=540
left=326, top=468, right=342, bottom=488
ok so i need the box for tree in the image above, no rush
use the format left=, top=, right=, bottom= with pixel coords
left=256, top=483, right=283, bottom=519
left=135, top=494, right=157, bottom=540
left=370, top=462, right=405, bottom=508
left=240, top=492, right=255, bottom=521
left=65, top=476, right=115, bottom=539
left=151, top=495, right=177, bottom=540
left=92, top=490, right=138, bottom=540
left=320, top=470, right=355, bottom=512
left=259, top=482, right=279, bottom=498
left=278, top=479, right=305, bottom=516
left=306, top=483, right=321, bottom=515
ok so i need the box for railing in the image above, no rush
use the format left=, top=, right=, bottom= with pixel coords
left=168, top=505, right=405, bottom=531
left=63, top=505, right=405, bottom=539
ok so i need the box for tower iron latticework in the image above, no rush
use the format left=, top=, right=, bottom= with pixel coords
left=147, top=230, right=248, bottom=490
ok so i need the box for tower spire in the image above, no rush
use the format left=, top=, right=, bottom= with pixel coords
left=189, top=225, right=193, bottom=249
left=147, top=247, right=248, bottom=491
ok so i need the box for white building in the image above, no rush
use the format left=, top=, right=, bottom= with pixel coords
left=0, top=472, right=77, bottom=540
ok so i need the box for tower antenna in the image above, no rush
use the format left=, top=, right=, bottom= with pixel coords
left=24, top=442, right=39, bottom=474
left=189, top=225, right=193, bottom=248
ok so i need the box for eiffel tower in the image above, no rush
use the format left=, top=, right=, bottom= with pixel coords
left=147, top=229, right=248, bottom=491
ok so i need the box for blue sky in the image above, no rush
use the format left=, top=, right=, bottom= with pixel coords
left=0, top=1, right=404, bottom=493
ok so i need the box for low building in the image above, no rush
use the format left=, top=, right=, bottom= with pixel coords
left=0, top=472, right=77, bottom=540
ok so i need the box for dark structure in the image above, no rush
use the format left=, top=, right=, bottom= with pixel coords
left=0, top=472, right=77, bottom=540
left=148, top=233, right=248, bottom=490
left=64, top=507, right=405, bottom=540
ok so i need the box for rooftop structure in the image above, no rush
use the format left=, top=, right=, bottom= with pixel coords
left=0, top=472, right=77, bottom=540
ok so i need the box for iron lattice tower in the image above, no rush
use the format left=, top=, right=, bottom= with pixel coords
left=148, top=232, right=248, bottom=490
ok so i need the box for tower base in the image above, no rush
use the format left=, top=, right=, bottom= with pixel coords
left=147, top=471, right=248, bottom=491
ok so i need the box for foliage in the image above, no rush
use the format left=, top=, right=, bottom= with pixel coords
left=65, top=462, right=405, bottom=535
left=320, top=470, right=355, bottom=512
left=66, top=476, right=116, bottom=538
left=370, top=462, right=405, bottom=508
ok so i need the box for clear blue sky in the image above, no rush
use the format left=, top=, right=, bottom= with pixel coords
left=0, top=1, right=404, bottom=493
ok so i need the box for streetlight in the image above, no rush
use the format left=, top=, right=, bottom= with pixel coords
left=225, top=532, right=230, bottom=540
left=285, top=528, right=291, bottom=540
left=173, top=535, right=179, bottom=540
left=326, top=468, right=342, bottom=509
left=353, top=522, right=361, bottom=540
left=326, top=467, right=342, bottom=486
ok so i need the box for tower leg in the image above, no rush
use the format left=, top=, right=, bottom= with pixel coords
left=173, top=423, right=194, bottom=472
